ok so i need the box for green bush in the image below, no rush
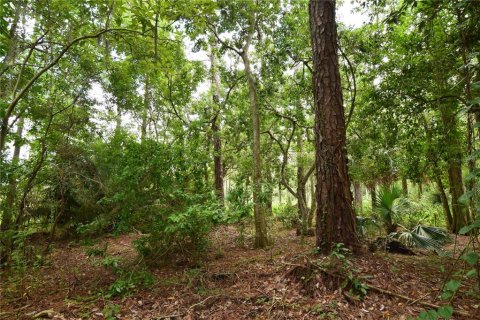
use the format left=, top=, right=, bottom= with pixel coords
left=273, top=204, right=298, bottom=229
left=134, top=195, right=221, bottom=261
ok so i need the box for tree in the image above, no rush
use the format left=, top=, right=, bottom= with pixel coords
left=309, top=0, right=358, bottom=253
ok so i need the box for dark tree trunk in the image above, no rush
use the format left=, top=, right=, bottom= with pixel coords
left=401, top=178, right=408, bottom=195
left=308, top=175, right=316, bottom=229
left=309, top=0, right=358, bottom=253
left=370, top=184, right=377, bottom=210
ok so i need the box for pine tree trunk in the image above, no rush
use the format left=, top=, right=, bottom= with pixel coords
left=309, top=0, right=358, bottom=253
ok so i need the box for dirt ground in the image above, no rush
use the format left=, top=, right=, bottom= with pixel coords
left=1, top=225, right=479, bottom=319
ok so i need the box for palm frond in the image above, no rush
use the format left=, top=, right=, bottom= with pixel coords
left=390, top=225, right=450, bottom=252
left=411, top=225, right=450, bottom=244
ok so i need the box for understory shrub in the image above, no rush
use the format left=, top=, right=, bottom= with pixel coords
left=134, top=194, right=222, bottom=262
left=274, top=204, right=298, bottom=229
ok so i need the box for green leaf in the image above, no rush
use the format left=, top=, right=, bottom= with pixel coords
left=436, top=305, right=453, bottom=319
left=445, top=280, right=460, bottom=292
left=459, top=219, right=480, bottom=235
left=466, top=269, right=477, bottom=278
left=461, top=252, right=479, bottom=266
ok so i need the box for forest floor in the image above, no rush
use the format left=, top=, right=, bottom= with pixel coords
left=1, top=224, right=479, bottom=320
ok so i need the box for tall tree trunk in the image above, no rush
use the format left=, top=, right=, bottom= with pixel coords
left=309, top=0, right=358, bottom=253
left=296, top=133, right=309, bottom=235
left=1, top=118, right=24, bottom=232
left=209, top=39, right=224, bottom=204
left=141, top=75, right=149, bottom=140
left=457, top=8, right=477, bottom=218
left=241, top=50, right=268, bottom=248
left=439, top=105, right=470, bottom=233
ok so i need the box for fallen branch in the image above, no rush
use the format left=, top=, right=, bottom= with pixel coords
left=366, top=285, right=475, bottom=319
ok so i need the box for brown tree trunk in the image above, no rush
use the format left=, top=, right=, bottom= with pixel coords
left=296, top=133, right=309, bottom=235
left=371, top=184, right=377, bottom=209
left=241, top=50, right=268, bottom=248
left=435, top=176, right=453, bottom=231
left=439, top=104, right=470, bottom=233
left=209, top=39, right=224, bottom=204
left=309, top=0, right=358, bottom=253
left=308, top=175, right=316, bottom=228
left=402, top=178, right=408, bottom=196
left=448, top=160, right=469, bottom=233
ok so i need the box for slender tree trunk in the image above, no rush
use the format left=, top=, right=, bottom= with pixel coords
left=457, top=8, right=477, bottom=219
left=417, top=182, right=423, bottom=198
left=439, top=105, right=470, bottom=233
left=141, top=76, right=149, bottom=140
left=309, top=0, right=358, bottom=253
left=209, top=39, right=224, bottom=204
left=296, top=133, right=309, bottom=235
left=308, top=175, right=316, bottom=228
left=370, top=184, right=377, bottom=210
left=1, top=118, right=24, bottom=231
left=241, top=50, right=268, bottom=248
left=402, top=178, right=408, bottom=195
left=354, top=182, right=362, bottom=209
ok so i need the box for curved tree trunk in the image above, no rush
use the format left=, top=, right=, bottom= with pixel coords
left=309, top=0, right=358, bottom=253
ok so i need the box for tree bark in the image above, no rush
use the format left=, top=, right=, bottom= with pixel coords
left=435, top=176, right=453, bottom=230
left=141, top=75, right=149, bottom=140
left=1, top=118, right=24, bottom=231
left=241, top=50, right=268, bottom=248
left=370, top=184, right=377, bottom=209
left=439, top=105, right=470, bottom=233
left=296, top=133, right=309, bottom=235
left=401, top=178, right=408, bottom=195
left=209, top=39, right=224, bottom=204
left=309, top=0, right=358, bottom=253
